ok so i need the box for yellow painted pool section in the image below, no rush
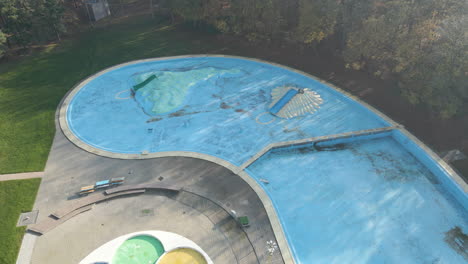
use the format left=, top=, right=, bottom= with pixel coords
left=157, top=248, right=207, bottom=264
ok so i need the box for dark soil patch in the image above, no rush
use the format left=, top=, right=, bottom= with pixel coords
left=168, top=109, right=209, bottom=118
left=146, top=117, right=162, bottom=123
left=220, top=102, right=232, bottom=109
left=314, top=142, right=347, bottom=152
left=169, top=109, right=186, bottom=117
left=297, top=146, right=315, bottom=154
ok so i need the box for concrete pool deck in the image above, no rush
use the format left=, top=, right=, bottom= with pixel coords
left=21, top=123, right=283, bottom=264
left=17, top=55, right=468, bottom=264
left=81, top=230, right=213, bottom=264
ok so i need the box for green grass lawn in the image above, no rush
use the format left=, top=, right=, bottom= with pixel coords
left=0, top=17, right=222, bottom=174
left=0, top=178, right=41, bottom=264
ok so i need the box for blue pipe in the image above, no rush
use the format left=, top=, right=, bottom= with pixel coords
left=270, top=89, right=298, bottom=115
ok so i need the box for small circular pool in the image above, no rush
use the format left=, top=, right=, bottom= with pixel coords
left=80, top=231, right=213, bottom=264
left=157, top=248, right=207, bottom=264
left=112, top=235, right=164, bottom=264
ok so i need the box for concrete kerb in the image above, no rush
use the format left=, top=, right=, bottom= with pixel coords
left=55, top=54, right=467, bottom=264
left=398, top=129, right=468, bottom=193
left=0, top=172, right=43, bottom=182
left=235, top=169, right=294, bottom=264
left=16, top=233, right=37, bottom=264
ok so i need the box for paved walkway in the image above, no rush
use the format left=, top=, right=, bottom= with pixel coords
left=31, top=193, right=240, bottom=263
left=22, top=126, right=284, bottom=264
left=0, top=172, right=43, bottom=181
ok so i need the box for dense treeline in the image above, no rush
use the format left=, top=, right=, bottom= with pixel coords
left=0, top=0, right=64, bottom=53
left=161, top=0, right=467, bottom=118
left=0, top=0, right=466, bottom=117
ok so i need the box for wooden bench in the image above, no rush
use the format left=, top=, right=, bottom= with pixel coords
left=29, top=183, right=182, bottom=235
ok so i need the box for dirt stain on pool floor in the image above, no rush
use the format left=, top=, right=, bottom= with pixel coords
left=220, top=102, right=233, bottom=109
left=169, top=109, right=210, bottom=118
left=146, top=117, right=163, bottom=123
left=146, top=109, right=211, bottom=123
left=314, top=142, right=347, bottom=151
left=444, top=226, right=468, bottom=260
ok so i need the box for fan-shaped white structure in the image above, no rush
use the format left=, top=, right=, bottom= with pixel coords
left=269, top=86, right=323, bottom=119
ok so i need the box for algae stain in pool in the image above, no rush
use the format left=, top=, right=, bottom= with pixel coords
left=444, top=226, right=468, bottom=261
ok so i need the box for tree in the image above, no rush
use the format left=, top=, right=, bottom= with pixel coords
left=225, top=0, right=285, bottom=41
left=0, top=0, right=34, bottom=48
left=400, top=15, right=468, bottom=117
left=342, top=0, right=467, bottom=117
left=343, top=0, right=419, bottom=73
left=0, top=29, right=6, bottom=57
left=34, top=0, right=65, bottom=41
left=293, top=0, right=339, bottom=46
left=0, top=0, right=65, bottom=47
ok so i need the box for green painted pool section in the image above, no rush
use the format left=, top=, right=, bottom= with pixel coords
left=132, top=67, right=241, bottom=115
left=112, top=235, right=165, bottom=264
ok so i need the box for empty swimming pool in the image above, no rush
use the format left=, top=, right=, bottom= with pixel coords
left=247, top=131, right=467, bottom=263
left=62, top=56, right=467, bottom=263
left=64, top=56, right=387, bottom=165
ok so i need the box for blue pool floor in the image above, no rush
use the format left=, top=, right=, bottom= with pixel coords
left=67, top=57, right=388, bottom=165
left=247, top=135, right=468, bottom=264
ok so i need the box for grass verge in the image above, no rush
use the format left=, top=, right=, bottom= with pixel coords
left=0, top=178, right=41, bottom=264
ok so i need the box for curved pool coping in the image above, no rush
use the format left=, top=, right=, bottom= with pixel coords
left=58, top=55, right=468, bottom=264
